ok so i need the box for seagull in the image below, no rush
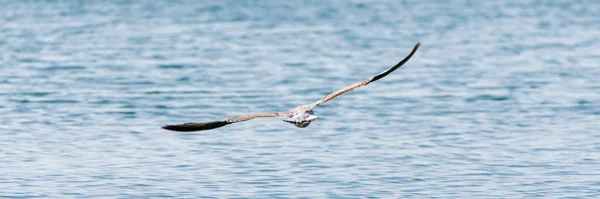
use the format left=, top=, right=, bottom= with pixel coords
left=163, top=42, right=421, bottom=132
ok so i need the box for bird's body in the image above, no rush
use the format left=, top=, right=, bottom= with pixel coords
left=282, top=107, right=319, bottom=128
left=163, top=42, right=421, bottom=132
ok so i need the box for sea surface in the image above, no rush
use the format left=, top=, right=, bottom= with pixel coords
left=1, top=0, right=599, bottom=198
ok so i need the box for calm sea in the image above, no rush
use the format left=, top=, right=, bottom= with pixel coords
left=1, top=0, right=599, bottom=198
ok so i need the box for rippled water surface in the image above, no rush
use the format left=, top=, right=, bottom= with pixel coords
left=1, top=0, right=599, bottom=198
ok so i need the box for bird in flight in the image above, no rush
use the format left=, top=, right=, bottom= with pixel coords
left=163, top=42, right=421, bottom=132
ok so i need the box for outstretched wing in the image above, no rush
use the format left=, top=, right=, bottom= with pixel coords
left=162, top=112, right=284, bottom=132
left=313, top=42, right=421, bottom=106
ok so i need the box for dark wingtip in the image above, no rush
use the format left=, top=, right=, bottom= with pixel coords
left=162, top=121, right=229, bottom=132
left=370, top=42, right=421, bottom=83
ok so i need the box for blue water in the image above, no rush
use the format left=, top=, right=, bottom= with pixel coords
left=1, top=0, right=599, bottom=198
